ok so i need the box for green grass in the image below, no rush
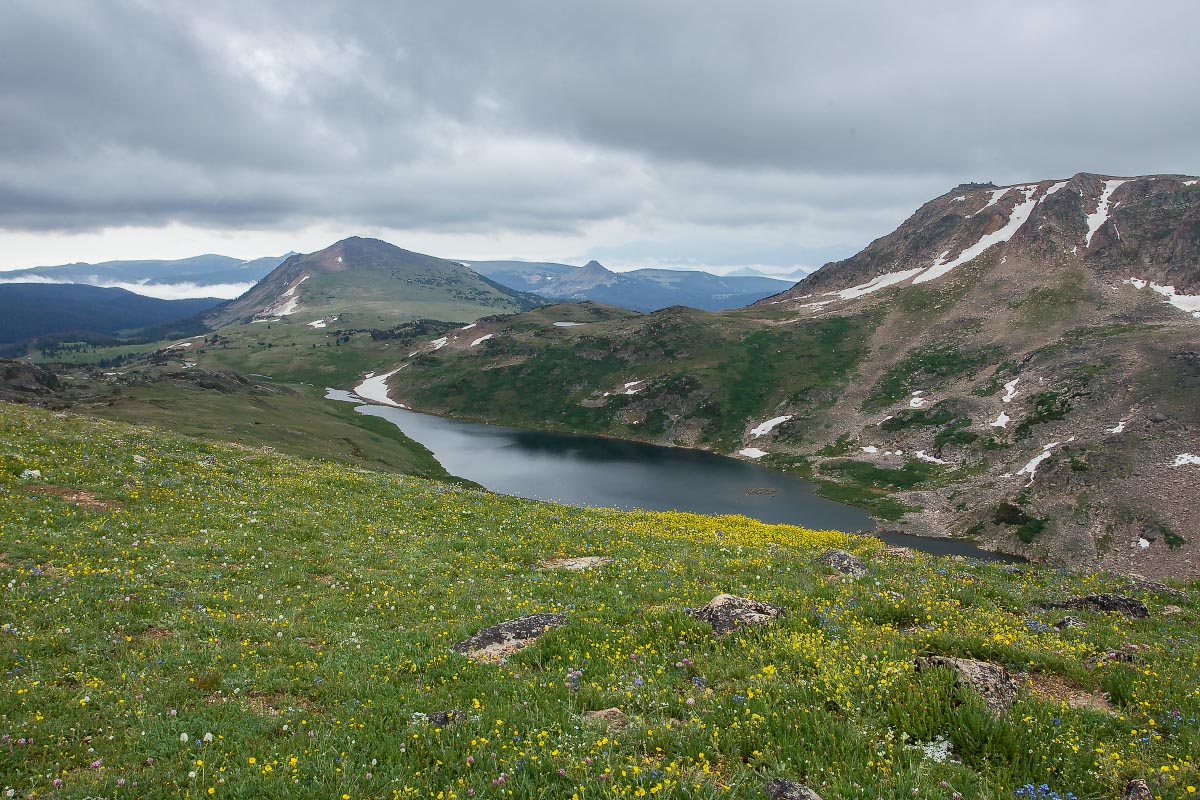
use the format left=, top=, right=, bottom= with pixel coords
left=3, top=403, right=1199, bottom=799
left=865, top=346, right=999, bottom=411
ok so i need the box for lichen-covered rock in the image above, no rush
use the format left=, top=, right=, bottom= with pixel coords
left=764, top=778, right=824, bottom=800
left=915, top=656, right=1017, bottom=714
left=1053, top=616, right=1085, bottom=630
left=452, top=612, right=567, bottom=661
left=1123, top=779, right=1154, bottom=800
left=1124, top=578, right=1189, bottom=600
left=1033, top=594, right=1149, bottom=618
left=686, top=594, right=785, bottom=635
left=815, top=549, right=868, bottom=577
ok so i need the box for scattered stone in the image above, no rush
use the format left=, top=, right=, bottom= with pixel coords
left=427, top=709, right=466, bottom=727
left=1163, top=605, right=1185, bottom=617
left=539, top=556, right=611, bottom=571
left=583, top=708, right=629, bottom=730
left=1033, top=594, right=1149, bottom=619
left=745, top=487, right=777, bottom=496
left=815, top=549, right=868, bottom=577
left=452, top=612, right=567, bottom=662
left=882, top=546, right=915, bottom=559
left=20, top=469, right=41, bottom=480
left=915, top=656, right=1017, bottom=714
left=1053, top=617, right=1085, bottom=630
left=1124, top=779, right=1154, bottom=800
left=685, top=594, right=785, bottom=635
left=132, top=455, right=148, bottom=465
left=1124, top=577, right=1189, bottom=601
left=1024, top=671, right=1115, bottom=713
left=764, top=778, right=824, bottom=800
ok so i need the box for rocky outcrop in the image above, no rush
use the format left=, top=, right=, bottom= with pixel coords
left=816, top=549, right=868, bottom=577
left=764, top=778, right=824, bottom=800
left=0, top=360, right=61, bottom=404
left=686, top=594, right=785, bottom=635
left=426, top=709, right=466, bottom=726
left=1033, top=594, right=1149, bottom=618
left=583, top=708, right=630, bottom=730
left=1123, top=779, right=1154, bottom=800
left=915, top=656, right=1017, bottom=714
left=452, top=612, right=567, bottom=661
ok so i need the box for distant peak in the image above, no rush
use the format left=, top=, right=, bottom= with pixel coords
left=580, top=260, right=614, bottom=273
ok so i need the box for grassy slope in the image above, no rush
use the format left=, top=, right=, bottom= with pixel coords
left=82, top=377, right=454, bottom=482
left=2, top=402, right=1198, bottom=799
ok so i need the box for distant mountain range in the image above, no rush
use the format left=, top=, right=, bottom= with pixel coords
left=0, top=254, right=291, bottom=298
left=465, top=259, right=794, bottom=311
left=0, top=283, right=221, bottom=355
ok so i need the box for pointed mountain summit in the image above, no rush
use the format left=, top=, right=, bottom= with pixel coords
left=206, top=237, right=542, bottom=327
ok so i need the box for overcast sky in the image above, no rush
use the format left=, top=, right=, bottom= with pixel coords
left=1, top=1, right=1197, bottom=275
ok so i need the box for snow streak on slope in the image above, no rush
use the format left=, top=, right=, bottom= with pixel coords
left=354, top=366, right=406, bottom=407
left=832, top=269, right=924, bottom=300
left=1085, top=179, right=1128, bottom=247
left=914, top=186, right=1039, bottom=284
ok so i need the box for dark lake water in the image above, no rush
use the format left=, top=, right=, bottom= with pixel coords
left=327, top=390, right=1017, bottom=561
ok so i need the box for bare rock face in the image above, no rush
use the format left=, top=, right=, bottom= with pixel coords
left=1033, top=594, right=1149, bottom=618
left=764, top=778, right=824, bottom=800
left=452, top=612, right=567, bottom=661
left=686, top=594, right=786, bottom=635
left=815, top=549, right=868, bottom=577
left=915, top=656, right=1017, bottom=714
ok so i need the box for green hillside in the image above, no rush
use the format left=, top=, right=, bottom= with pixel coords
left=2, top=402, right=1197, bottom=799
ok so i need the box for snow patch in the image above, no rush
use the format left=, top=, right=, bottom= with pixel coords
left=430, top=337, right=449, bottom=351
left=1108, top=420, right=1127, bottom=434
left=861, top=445, right=879, bottom=454
left=336, top=256, right=343, bottom=263
left=831, top=268, right=924, bottom=300
left=1184, top=180, right=1198, bottom=187
left=1085, top=179, right=1128, bottom=247
left=750, top=415, right=793, bottom=437
left=461, top=322, right=478, bottom=330
left=1016, top=441, right=1068, bottom=485
left=281, top=275, right=309, bottom=298
left=908, top=391, right=928, bottom=409
left=1002, top=379, right=1019, bottom=403
left=967, top=187, right=1011, bottom=218
left=914, top=450, right=949, bottom=465
left=989, top=412, right=1010, bottom=428
left=470, top=334, right=494, bottom=347
left=738, top=448, right=769, bottom=459
left=307, top=319, right=327, bottom=329
left=354, top=367, right=407, bottom=407
left=1124, top=277, right=1200, bottom=318
left=1043, top=180, right=1069, bottom=197
left=1171, top=453, right=1200, bottom=467
left=554, top=321, right=587, bottom=327
left=622, top=379, right=645, bottom=395
left=915, top=186, right=1039, bottom=284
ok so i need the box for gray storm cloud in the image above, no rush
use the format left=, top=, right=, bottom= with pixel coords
left=0, top=0, right=1196, bottom=267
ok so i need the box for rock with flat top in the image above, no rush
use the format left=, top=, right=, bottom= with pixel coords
left=1033, top=594, right=1148, bottom=618
left=815, top=549, right=868, bottom=577
left=583, top=708, right=629, bottom=729
left=764, top=778, right=824, bottom=800
left=452, top=612, right=567, bottom=661
left=915, top=656, right=1017, bottom=714
left=426, top=709, right=466, bottom=726
left=686, top=594, right=785, bottom=635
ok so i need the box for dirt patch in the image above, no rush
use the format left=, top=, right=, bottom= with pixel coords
left=539, top=556, right=612, bottom=571
left=206, top=689, right=317, bottom=716
left=140, top=626, right=174, bottom=640
left=25, top=484, right=123, bottom=512
left=1024, top=671, right=1115, bottom=713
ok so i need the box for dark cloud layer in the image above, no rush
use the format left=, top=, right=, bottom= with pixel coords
left=1, top=1, right=1197, bottom=266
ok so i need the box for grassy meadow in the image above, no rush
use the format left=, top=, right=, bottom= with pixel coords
left=1, top=402, right=1198, bottom=799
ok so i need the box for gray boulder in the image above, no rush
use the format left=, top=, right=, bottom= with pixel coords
left=764, top=778, right=823, bottom=800
left=452, top=612, right=567, bottom=661
left=816, top=549, right=868, bottom=577
left=686, top=594, right=785, bottom=635
left=915, top=656, right=1017, bottom=714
